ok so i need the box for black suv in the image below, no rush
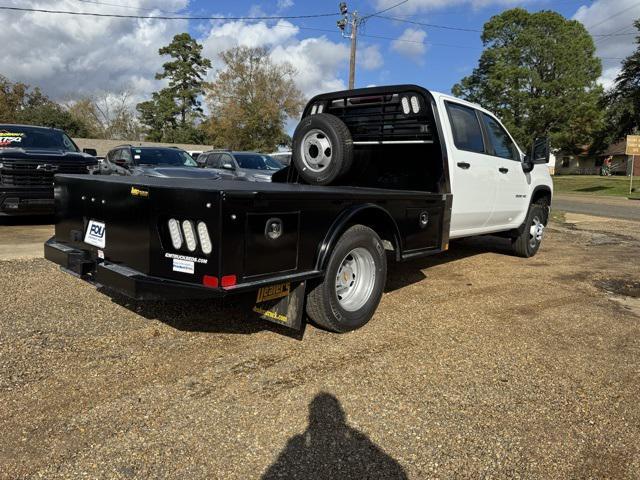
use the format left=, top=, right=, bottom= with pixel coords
left=0, top=124, right=97, bottom=216
left=197, top=151, right=283, bottom=182
left=98, top=145, right=223, bottom=180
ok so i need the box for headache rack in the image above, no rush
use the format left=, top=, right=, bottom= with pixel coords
left=303, top=85, right=435, bottom=145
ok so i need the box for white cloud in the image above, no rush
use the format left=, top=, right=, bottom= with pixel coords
left=599, top=66, right=622, bottom=90
left=202, top=20, right=383, bottom=98
left=374, top=0, right=534, bottom=14
left=0, top=1, right=385, bottom=108
left=277, top=0, right=294, bottom=9
left=358, top=45, right=384, bottom=70
left=573, top=0, right=640, bottom=91
left=0, top=0, right=189, bottom=103
left=391, top=28, right=428, bottom=61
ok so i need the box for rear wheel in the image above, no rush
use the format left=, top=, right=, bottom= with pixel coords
left=512, top=203, right=547, bottom=258
left=306, top=225, right=387, bottom=332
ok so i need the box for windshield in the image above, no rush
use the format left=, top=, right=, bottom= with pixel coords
left=234, top=153, right=283, bottom=171
left=132, top=148, right=197, bottom=167
left=0, top=125, right=79, bottom=152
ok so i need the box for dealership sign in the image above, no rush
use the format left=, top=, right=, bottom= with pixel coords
left=626, top=135, right=640, bottom=156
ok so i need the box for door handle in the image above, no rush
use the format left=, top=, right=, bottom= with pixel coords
left=499, top=167, right=509, bottom=174
left=457, top=162, right=471, bottom=169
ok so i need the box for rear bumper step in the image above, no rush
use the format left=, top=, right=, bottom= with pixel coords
left=44, top=238, right=225, bottom=300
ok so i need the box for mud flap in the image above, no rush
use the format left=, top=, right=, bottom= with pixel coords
left=249, top=281, right=306, bottom=330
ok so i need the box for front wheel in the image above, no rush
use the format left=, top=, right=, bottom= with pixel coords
left=306, top=225, right=387, bottom=332
left=512, top=203, right=547, bottom=258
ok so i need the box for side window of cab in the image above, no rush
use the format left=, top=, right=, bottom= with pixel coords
left=445, top=102, right=485, bottom=154
left=481, top=113, right=519, bottom=161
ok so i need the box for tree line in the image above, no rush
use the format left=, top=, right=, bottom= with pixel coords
left=1, top=9, right=638, bottom=153
left=0, top=33, right=304, bottom=152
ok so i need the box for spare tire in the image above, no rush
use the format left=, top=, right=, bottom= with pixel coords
left=292, top=113, right=353, bottom=185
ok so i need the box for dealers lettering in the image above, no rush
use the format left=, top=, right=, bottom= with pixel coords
left=256, top=283, right=291, bottom=303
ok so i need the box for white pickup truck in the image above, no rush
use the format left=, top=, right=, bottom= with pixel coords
left=45, top=85, right=552, bottom=333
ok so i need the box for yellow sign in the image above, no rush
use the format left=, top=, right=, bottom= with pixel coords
left=626, top=135, right=640, bottom=156
left=256, top=282, right=290, bottom=303
left=130, top=186, right=149, bottom=198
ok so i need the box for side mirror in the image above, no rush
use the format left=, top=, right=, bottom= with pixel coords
left=222, top=162, right=234, bottom=170
left=114, top=159, right=129, bottom=168
left=531, top=137, right=550, bottom=164
left=83, top=148, right=97, bottom=156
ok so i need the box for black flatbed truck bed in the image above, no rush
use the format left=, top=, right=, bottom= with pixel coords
left=45, top=173, right=451, bottom=327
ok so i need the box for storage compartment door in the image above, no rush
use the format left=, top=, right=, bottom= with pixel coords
left=244, top=212, right=300, bottom=278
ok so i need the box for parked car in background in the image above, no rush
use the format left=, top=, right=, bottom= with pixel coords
left=269, top=151, right=292, bottom=166
left=187, top=150, right=203, bottom=162
left=198, top=150, right=284, bottom=182
left=0, top=124, right=97, bottom=216
left=97, top=145, right=224, bottom=180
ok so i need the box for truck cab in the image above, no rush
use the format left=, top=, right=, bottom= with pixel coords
left=431, top=91, right=552, bottom=239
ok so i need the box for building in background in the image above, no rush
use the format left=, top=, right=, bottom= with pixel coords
left=553, top=139, right=638, bottom=176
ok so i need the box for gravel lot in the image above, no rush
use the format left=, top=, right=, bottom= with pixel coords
left=1, top=213, right=639, bottom=479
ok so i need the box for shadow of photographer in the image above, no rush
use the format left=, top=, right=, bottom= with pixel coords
left=262, top=392, right=408, bottom=480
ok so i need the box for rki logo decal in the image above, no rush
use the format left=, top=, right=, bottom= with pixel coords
left=84, top=220, right=106, bottom=248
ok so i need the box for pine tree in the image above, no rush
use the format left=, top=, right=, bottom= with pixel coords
left=452, top=8, right=603, bottom=153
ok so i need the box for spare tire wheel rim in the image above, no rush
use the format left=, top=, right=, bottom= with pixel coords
left=300, top=129, right=333, bottom=172
left=335, top=247, right=376, bottom=312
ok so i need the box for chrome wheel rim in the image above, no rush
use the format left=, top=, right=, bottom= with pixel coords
left=300, top=129, right=332, bottom=172
left=529, top=216, right=544, bottom=249
left=335, top=247, right=376, bottom=312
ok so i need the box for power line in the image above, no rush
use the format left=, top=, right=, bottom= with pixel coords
left=372, top=14, right=481, bottom=33
left=359, top=32, right=478, bottom=49
left=361, top=0, right=408, bottom=20
left=0, top=5, right=340, bottom=20
left=595, top=24, right=638, bottom=46
left=593, top=32, right=637, bottom=37
left=270, top=21, right=479, bottom=49
left=73, top=0, right=180, bottom=13
left=585, top=1, right=640, bottom=30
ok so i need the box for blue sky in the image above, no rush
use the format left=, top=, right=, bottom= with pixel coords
left=184, top=0, right=636, bottom=94
left=0, top=0, right=636, bottom=108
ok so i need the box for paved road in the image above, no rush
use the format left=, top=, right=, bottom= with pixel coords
left=554, top=194, right=640, bottom=222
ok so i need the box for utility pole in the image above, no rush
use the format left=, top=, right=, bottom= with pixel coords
left=337, top=2, right=360, bottom=90
left=348, top=13, right=358, bottom=90
left=336, top=1, right=407, bottom=89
